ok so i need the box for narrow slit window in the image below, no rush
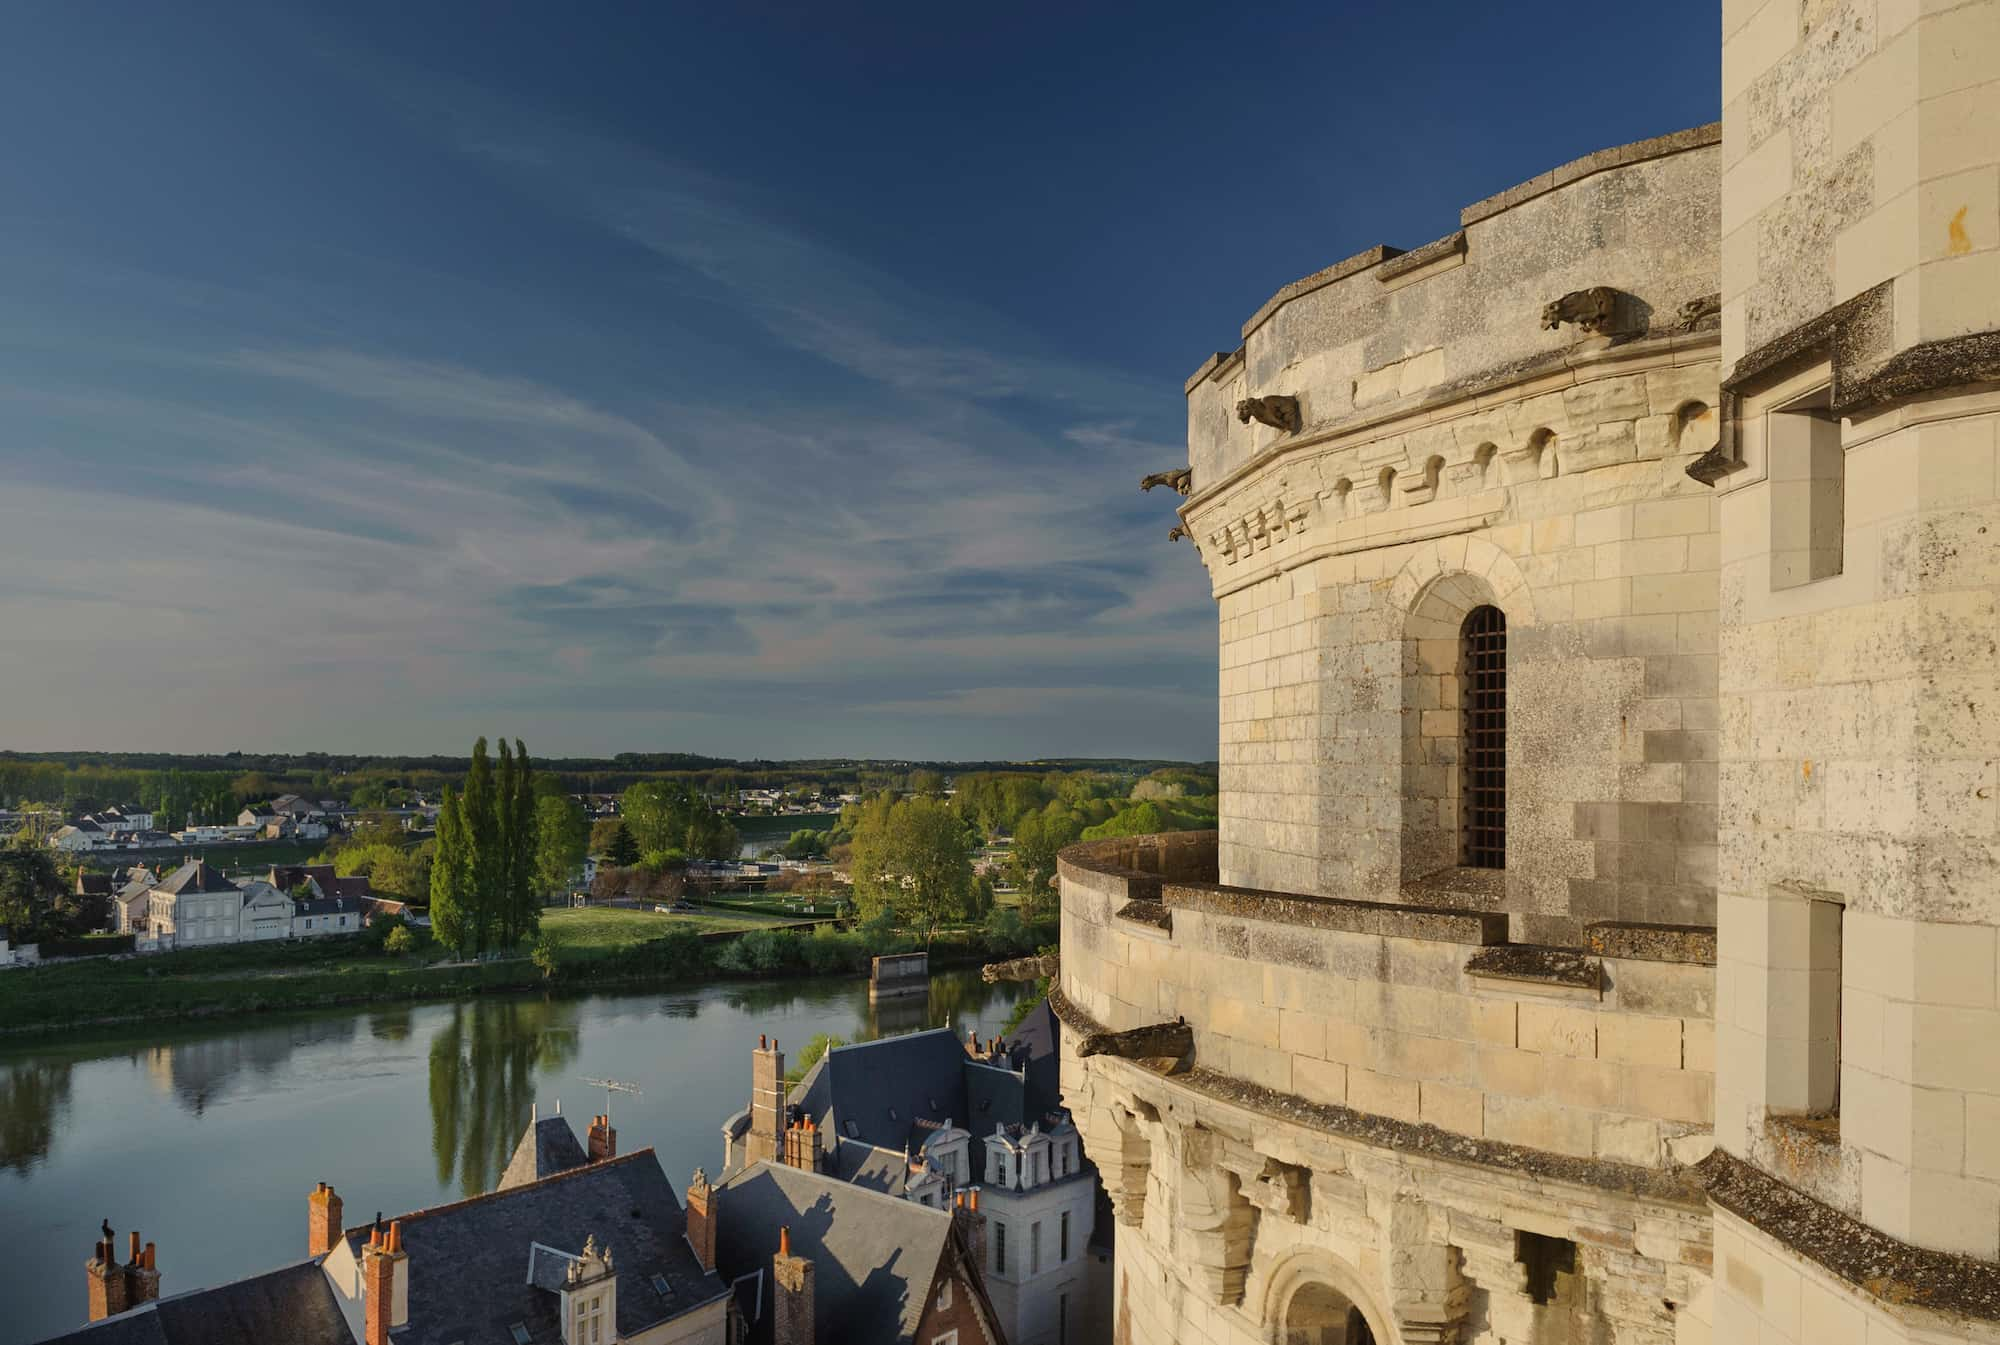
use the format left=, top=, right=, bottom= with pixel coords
left=1768, top=388, right=1843, bottom=589
left=1461, top=605, right=1507, bottom=869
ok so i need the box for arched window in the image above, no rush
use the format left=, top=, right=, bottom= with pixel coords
left=1461, top=605, right=1507, bottom=868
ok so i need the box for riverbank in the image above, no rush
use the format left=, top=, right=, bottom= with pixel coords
left=0, top=908, right=1052, bottom=1039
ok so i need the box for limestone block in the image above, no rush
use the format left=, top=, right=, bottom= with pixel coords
left=1348, top=1067, right=1422, bottom=1123
left=1483, top=1092, right=1595, bottom=1157
left=1599, top=1014, right=1687, bottom=1068
left=1519, top=1002, right=1599, bottom=1058
left=1475, top=1047, right=1546, bottom=1098
left=1418, top=1080, right=1485, bottom=1137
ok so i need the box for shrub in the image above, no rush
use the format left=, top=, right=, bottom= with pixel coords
left=384, top=926, right=416, bottom=956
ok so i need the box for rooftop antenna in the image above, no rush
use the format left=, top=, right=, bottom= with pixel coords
left=582, top=1075, right=642, bottom=1125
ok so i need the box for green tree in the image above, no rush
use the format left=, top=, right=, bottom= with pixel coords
left=848, top=796, right=975, bottom=944
left=429, top=787, right=472, bottom=956
left=604, top=821, right=641, bottom=867
left=530, top=932, right=559, bottom=980
left=1008, top=804, right=1085, bottom=918
left=0, top=841, right=66, bottom=940
left=588, top=817, right=624, bottom=857
left=496, top=740, right=518, bottom=945
left=508, top=739, right=539, bottom=943
left=385, top=925, right=416, bottom=956
left=533, top=795, right=590, bottom=896
left=461, top=738, right=498, bottom=953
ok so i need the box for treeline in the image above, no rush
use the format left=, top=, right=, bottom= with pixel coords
left=0, top=751, right=1211, bottom=816
left=425, top=738, right=588, bottom=957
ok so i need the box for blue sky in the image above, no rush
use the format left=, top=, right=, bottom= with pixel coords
left=0, top=3, right=1719, bottom=762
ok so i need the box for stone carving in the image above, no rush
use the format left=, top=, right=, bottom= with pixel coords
left=1541, top=287, right=1620, bottom=336
left=1167, top=524, right=1188, bottom=542
left=1140, top=467, right=1193, bottom=496
left=1678, top=292, right=1722, bottom=331
left=1076, top=1017, right=1194, bottom=1064
left=1684, top=442, right=1736, bottom=486
left=981, top=952, right=1060, bottom=983
left=1207, top=489, right=1314, bottom=565
left=1088, top=1103, right=1152, bottom=1226
left=1236, top=395, right=1302, bottom=433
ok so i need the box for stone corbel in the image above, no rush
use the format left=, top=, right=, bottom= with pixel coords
left=1388, top=1199, right=1471, bottom=1345
left=1222, top=1155, right=1310, bottom=1225
left=1087, top=1103, right=1153, bottom=1226
left=1498, top=445, right=1547, bottom=485
left=1176, top=1128, right=1258, bottom=1306
left=1677, top=292, right=1722, bottom=332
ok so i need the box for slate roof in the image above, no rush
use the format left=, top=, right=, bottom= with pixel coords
left=780, top=1018, right=1066, bottom=1187
left=153, top=861, right=236, bottom=897
left=335, top=1148, right=724, bottom=1345
left=499, top=1116, right=591, bottom=1190
left=714, top=1162, right=955, bottom=1345
left=76, top=873, right=111, bottom=897
left=31, top=1259, right=349, bottom=1345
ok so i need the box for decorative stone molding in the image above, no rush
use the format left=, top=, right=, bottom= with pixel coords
left=1206, top=489, right=1313, bottom=566
left=1236, top=394, right=1302, bottom=434
left=1388, top=1201, right=1471, bottom=1345
left=1682, top=441, right=1735, bottom=487
left=1084, top=1102, right=1153, bottom=1227
left=1141, top=467, right=1193, bottom=496
left=1166, top=523, right=1188, bottom=543
left=1540, top=287, right=1622, bottom=336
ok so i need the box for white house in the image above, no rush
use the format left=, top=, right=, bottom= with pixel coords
left=50, top=820, right=112, bottom=852
left=142, top=859, right=245, bottom=948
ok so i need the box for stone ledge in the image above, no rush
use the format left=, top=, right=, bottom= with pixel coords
left=1460, top=123, right=1720, bottom=227
left=1697, top=1149, right=2000, bottom=1324
left=1465, top=945, right=1601, bottom=990
left=1183, top=346, right=1244, bottom=397
left=1113, top=899, right=1172, bottom=932
left=1377, top=230, right=1466, bottom=281
left=1241, top=244, right=1404, bottom=341
left=1051, top=983, right=1704, bottom=1206
left=1165, top=881, right=1507, bottom=945
left=1586, top=922, right=1717, bottom=966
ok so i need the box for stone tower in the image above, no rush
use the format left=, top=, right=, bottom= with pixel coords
left=1707, top=0, right=2000, bottom=1340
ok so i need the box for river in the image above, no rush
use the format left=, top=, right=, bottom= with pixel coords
left=0, top=968, right=1028, bottom=1345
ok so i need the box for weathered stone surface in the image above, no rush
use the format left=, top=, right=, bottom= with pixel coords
left=1464, top=944, right=1603, bottom=989
left=1586, top=921, right=1717, bottom=965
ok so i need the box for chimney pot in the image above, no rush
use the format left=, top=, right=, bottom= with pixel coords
left=142, top=1244, right=155, bottom=1271
left=128, top=1231, right=140, bottom=1264
left=759, top=1033, right=767, bottom=1050
left=779, top=1226, right=790, bottom=1257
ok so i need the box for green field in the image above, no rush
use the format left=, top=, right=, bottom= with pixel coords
left=539, top=905, right=793, bottom=947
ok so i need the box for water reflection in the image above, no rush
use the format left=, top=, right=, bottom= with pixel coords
left=142, top=1015, right=363, bottom=1117
left=0, top=1060, right=72, bottom=1175
left=427, top=997, right=580, bottom=1196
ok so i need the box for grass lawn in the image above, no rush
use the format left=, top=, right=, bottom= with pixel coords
left=539, top=905, right=796, bottom=950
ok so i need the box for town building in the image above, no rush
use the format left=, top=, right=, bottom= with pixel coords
left=37, top=1112, right=730, bottom=1345
left=698, top=1160, right=1006, bottom=1345
left=141, top=860, right=252, bottom=948
left=1058, top=8, right=2000, bottom=1337
left=719, top=1012, right=1105, bottom=1345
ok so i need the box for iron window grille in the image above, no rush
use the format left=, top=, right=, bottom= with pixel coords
left=1461, top=605, right=1507, bottom=869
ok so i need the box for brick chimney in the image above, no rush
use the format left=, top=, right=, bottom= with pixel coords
left=952, top=1189, right=987, bottom=1269
left=309, top=1183, right=344, bottom=1257
left=85, top=1238, right=129, bottom=1322
left=781, top=1115, right=823, bottom=1173
left=772, top=1226, right=815, bottom=1345
left=684, top=1168, right=718, bottom=1272
left=85, top=1229, right=160, bottom=1322
left=588, top=1113, right=617, bottom=1162
left=748, top=1034, right=785, bottom=1165
left=128, top=1237, right=160, bottom=1307
left=363, top=1221, right=409, bottom=1345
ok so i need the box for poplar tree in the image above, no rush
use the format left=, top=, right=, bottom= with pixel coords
left=462, top=737, right=498, bottom=953
left=510, top=739, right=540, bottom=942
left=496, top=740, right=517, bottom=945
left=429, top=787, right=470, bottom=955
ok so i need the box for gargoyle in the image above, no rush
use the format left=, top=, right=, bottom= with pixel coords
left=1236, top=395, right=1301, bottom=434
left=1541, top=287, right=1620, bottom=336
left=1684, top=442, right=1737, bottom=486
left=1077, top=1017, right=1194, bottom=1063
left=1140, top=468, right=1193, bottom=496
left=1168, top=524, right=1187, bottom=542
left=982, top=952, right=1060, bottom=984
left=1678, top=292, right=1722, bottom=332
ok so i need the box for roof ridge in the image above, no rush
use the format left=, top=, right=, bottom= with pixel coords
left=341, top=1148, right=663, bottom=1238
left=725, top=1160, right=953, bottom=1223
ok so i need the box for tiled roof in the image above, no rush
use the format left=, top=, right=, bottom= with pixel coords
left=715, top=1162, right=953, bottom=1345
